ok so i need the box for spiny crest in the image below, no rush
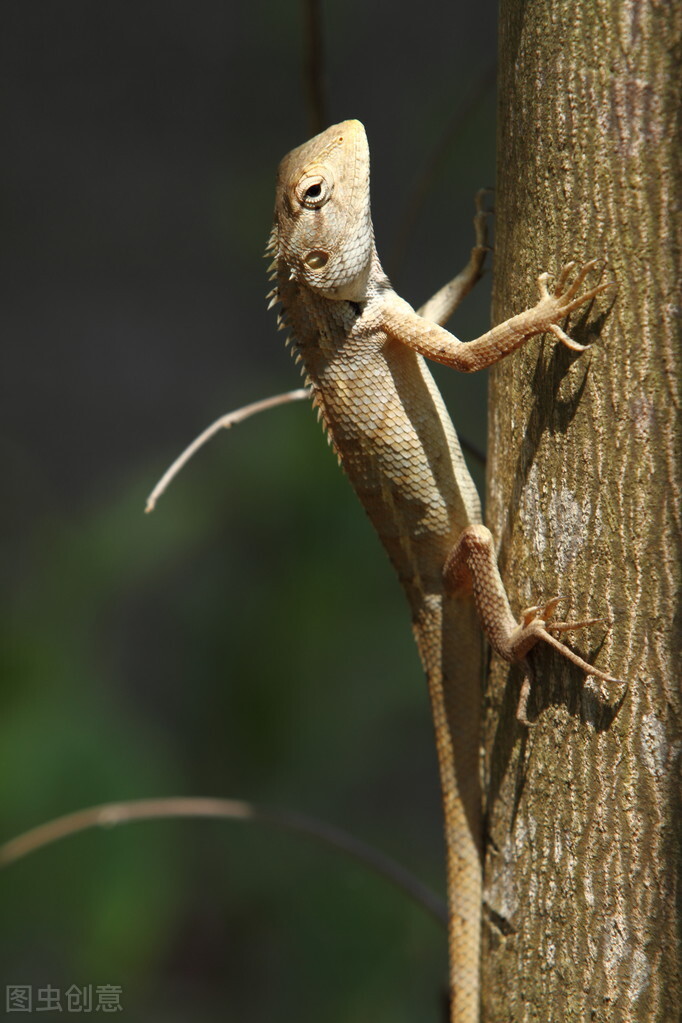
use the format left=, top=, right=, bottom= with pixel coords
left=264, top=227, right=279, bottom=282
left=271, top=303, right=297, bottom=357
left=265, top=202, right=327, bottom=447
left=264, top=225, right=283, bottom=312
left=307, top=386, right=341, bottom=460
left=264, top=226, right=278, bottom=258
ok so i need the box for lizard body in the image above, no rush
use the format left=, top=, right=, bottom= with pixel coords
left=269, top=120, right=617, bottom=1022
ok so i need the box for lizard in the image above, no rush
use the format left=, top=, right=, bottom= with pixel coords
left=268, top=119, right=618, bottom=1023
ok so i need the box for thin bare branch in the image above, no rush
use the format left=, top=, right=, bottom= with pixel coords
left=301, top=0, right=326, bottom=135
left=388, top=61, right=497, bottom=282
left=0, top=796, right=447, bottom=926
left=145, top=388, right=311, bottom=513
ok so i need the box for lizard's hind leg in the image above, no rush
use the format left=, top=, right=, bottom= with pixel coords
left=443, top=524, right=621, bottom=723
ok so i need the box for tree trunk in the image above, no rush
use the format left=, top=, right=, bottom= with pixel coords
left=482, top=2, right=681, bottom=1021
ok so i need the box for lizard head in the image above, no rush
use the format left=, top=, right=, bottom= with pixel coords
left=273, top=119, right=374, bottom=301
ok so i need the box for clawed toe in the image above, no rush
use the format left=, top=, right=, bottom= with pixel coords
left=548, top=322, right=590, bottom=352
left=537, top=625, right=622, bottom=685
left=561, top=279, right=617, bottom=317
left=519, top=595, right=567, bottom=626
left=516, top=672, right=537, bottom=726
left=537, top=271, right=553, bottom=300
left=510, top=599, right=622, bottom=724
left=553, top=260, right=578, bottom=295
left=536, top=259, right=616, bottom=351
left=474, top=187, right=495, bottom=212
left=559, top=257, right=603, bottom=301
left=547, top=616, right=605, bottom=634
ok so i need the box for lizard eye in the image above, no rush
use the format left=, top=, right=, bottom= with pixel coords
left=296, top=172, right=333, bottom=209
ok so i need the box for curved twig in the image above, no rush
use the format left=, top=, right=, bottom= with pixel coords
left=0, top=796, right=447, bottom=926
left=145, top=388, right=310, bottom=512
left=389, top=61, right=497, bottom=281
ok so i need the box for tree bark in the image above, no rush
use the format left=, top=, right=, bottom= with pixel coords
left=482, top=2, right=681, bottom=1021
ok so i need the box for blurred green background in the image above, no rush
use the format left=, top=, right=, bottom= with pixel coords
left=1, top=2, right=497, bottom=1019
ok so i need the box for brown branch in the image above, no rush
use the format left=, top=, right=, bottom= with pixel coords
left=0, top=796, right=447, bottom=926
left=388, top=61, right=497, bottom=282
left=301, top=0, right=326, bottom=135
left=145, top=388, right=310, bottom=513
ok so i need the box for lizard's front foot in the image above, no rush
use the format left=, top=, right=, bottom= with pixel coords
left=534, top=259, right=616, bottom=353
left=511, top=596, right=622, bottom=725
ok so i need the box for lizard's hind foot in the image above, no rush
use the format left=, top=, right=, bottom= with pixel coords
left=511, top=597, right=623, bottom=724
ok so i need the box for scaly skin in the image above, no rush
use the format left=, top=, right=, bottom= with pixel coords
left=269, top=119, right=618, bottom=1022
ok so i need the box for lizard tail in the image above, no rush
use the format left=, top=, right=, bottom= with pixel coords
left=414, top=595, right=482, bottom=1023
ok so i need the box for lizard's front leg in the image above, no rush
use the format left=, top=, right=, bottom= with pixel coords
left=382, top=260, right=615, bottom=371
left=443, top=524, right=621, bottom=725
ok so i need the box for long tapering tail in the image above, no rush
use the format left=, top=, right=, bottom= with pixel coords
left=414, top=594, right=483, bottom=1023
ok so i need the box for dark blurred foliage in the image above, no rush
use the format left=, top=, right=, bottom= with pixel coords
left=1, top=1, right=497, bottom=1019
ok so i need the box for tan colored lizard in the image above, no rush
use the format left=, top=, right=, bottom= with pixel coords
left=269, top=119, right=618, bottom=1023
